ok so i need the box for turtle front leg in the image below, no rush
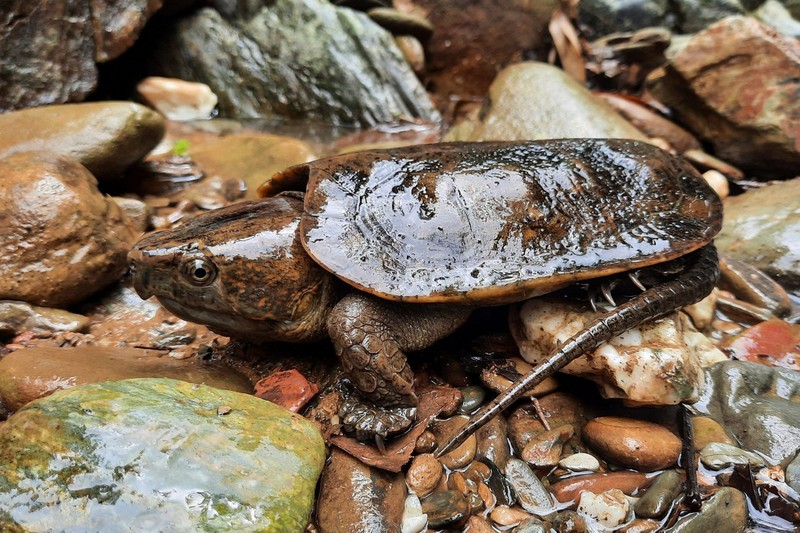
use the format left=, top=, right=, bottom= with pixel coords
left=327, top=292, right=471, bottom=440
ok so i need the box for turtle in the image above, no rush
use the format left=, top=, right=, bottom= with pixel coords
left=128, top=138, right=722, bottom=450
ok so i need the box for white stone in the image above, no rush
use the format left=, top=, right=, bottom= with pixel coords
left=577, top=489, right=632, bottom=530
left=558, top=453, right=601, bottom=472
left=401, top=493, right=428, bottom=533
left=137, top=77, right=218, bottom=121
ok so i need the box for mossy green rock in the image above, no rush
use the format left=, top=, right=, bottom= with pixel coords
left=0, top=378, right=326, bottom=532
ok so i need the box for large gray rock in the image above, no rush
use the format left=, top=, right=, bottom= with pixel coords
left=150, top=2, right=439, bottom=127
left=0, top=378, right=326, bottom=532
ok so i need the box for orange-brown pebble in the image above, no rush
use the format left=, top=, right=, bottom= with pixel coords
left=550, top=471, right=653, bottom=504
left=582, top=417, right=681, bottom=471
left=415, top=430, right=437, bottom=454
left=406, top=453, right=443, bottom=498
left=692, top=416, right=734, bottom=451
left=465, top=515, right=494, bottom=533
left=619, top=518, right=662, bottom=532
left=477, top=482, right=496, bottom=511
left=466, top=461, right=492, bottom=484
left=489, top=505, right=533, bottom=527
left=433, top=416, right=477, bottom=469
left=447, top=471, right=470, bottom=495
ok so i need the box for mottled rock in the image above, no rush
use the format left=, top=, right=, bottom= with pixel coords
left=475, top=414, right=512, bottom=470
left=253, top=369, right=319, bottom=412
left=699, top=442, right=768, bottom=469
left=508, top=393, right=586, bottom=452
left=691, top=416, right=734, bottom=450
left=406, top=453, right=443, bottom=498
left=420, top=491, right=470, bottom=529
left=446, top=62, right=647, bottom=142
left=583, top=417, right=682, bottom=471
left=92, top=0, right=166, bottom=62
left=620, top=518, right=661, bottom=532
left=634, top=470, right=683, bottom=519
left=317, top=448, right=406, bottom=533
left=0, top=378, right=326, bottom=532
left=137, top=76, right=218, bottom=121
left=577, top=489, right=631, bottom=530
left=0, top=152, right=136, bottom=307
left=111, top=196, right=149, bottom=233
left=647, top=17, right=800, bottom=178
left=0, top=301, right=89, bottom=337
left=550, top=510, right=589, bottom=533
left=694, top=361, right=800, bottom=463
left=521, top=425, right=574, bottom=467
left=0, top=102, right=165, bottom=180
left=512, top=517, right=548, bottom=533
left=151, top=3, right=439, bottom=127
left=504, top=458, right=555, bottom=516
left=401, top=493, right=427, bottom=533
left=716, top=179, right=800, bottom=295
left=665, top=487, right=748, bottom=532
left=0, top=346, right=251, bottom=411
left=551, top=472, right=652, bottom=504
left=465, top=515, right=495, bottom=533
left=513, top=299, right=722, bottom=405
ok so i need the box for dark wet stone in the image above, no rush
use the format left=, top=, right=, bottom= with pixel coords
left=420, top=490, right=470, bottom=529
left=634, top=470, right=683, bottom=519
left=512, top=517, right=548, bottom=533
left=505, top=458, right=555, bottom=515
left=482, top=459, right=516, bottom=507
left=475, top=414, right=512, bottom=470
left=458, top=385, right=486, bottom=415
left=150, top=3, right=439, bottom=127
left=0, top=378, right=325, bottom=532
left=317, top=448, right=406, bottom=533
left=694, top=361, right=800, bottom=464
left=664, top=487, right=748, bottom=532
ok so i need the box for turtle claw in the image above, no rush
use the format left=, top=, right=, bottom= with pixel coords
left=339, top=395, right=416, bottom=441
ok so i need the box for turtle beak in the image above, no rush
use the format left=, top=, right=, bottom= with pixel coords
left=127, top=246, right=155, bottom=300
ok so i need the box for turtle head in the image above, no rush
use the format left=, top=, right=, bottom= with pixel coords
left=128, top=197, right=337, bottom=342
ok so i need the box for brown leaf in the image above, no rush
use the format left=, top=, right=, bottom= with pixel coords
left=549, top=8, right=585, bottom=83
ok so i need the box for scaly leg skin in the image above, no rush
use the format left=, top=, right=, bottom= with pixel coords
left=327, top=292, right=472, bottom=441
left=436, top=244, right=720, bottom=457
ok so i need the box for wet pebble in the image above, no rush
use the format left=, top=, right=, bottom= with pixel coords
left=551, top=472, right=652, bottom=504
left=504, top=458, right=554, bottom=515
left=394, top=36, right=425, bottom=73
left=482, top=459, right=515, bottom=507
left=401, top=493, right=427, bottom=533
left=432, top=416, right=477, bottom=469
left=475, top=413, right=512, bottom=469
left=583, top=417, right=681, bottom=471
left=111, top=196, right=149, bottom=233
left=699, top=442, right=767, bottom=470
left=691, top=416, right=734, bottom=451
left=558, top=453, right=600, bottom=472
left=577, top=489, right=631, bottom=530
left=465, top=515, right=494, bottom=533
left=512, top=517, right=548, bottom=533
left=634, top=470, right=683, bottom=519
left=665, top=487, right=747, bottom=532
left=0, top=301, right=89, bottom=337
left=490, top=505, right=533, bottom=527
left=550, top=510, right=588, bottom=533
left=136, top=76, right=218, bottom=121
left=414, top=430, right=437, bottom=454
left=620, top=518, right=661, bottom=532
left=508, top=393, right=585, bottom=452
left=521, top=424, right=574, bottom=467
left=420, top=490, right=470, bottom=529
left=406, top=453, right=442, bottom=497
left=458, top=386, right=486, bottom=414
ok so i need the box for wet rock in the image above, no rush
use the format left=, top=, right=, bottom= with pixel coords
left=786, top=451, right=800, bottom=494
left=188, top=133, right=317, bottom=198
left=446, top=62, right=647, bottom=142
left=137, top=77, right=218, bottom=121
left=490, top=505, right=533, bottom=527
left=521, top=424, right=574, bottom=467
left=481, top=459, right=516, bottom=507
left=691, top=416, right=734, bottom=450
left=415, top=430, right=437, bottom=454
left=431, top=415, right=477, bottom=469
left=577, top=489, right=631, bottom=530
left=694, top=361, right=800, bottom=463
left=718, top=255, right=793, bottom=318
left=716, top=179, right=800, bottom=295
left=92, top=1, right=166, bottom=62
left=634, top=470, right=683, bottom=519
left=559, top=453, right=601, bottom=472
left=0, top=152, right=136, bottom=307
left=0, top=346, right=252, bottom=411
left=0, top=102, right=165, bottom=181
left=722, top=318, right=800, bottom=370
left=755, top=0, right=800, bottom=37
left=583, top=417, right=681, bottom=471
left=699, top=442, right=768, bottom=469
left=504, top=458, right=555, bottom=516
left=647, top=17, right=800, bottom=178
left=412, top=0, right=557, bottom=97
left=480, top=356, right=560, bottom=398
left=317, top=447, right=406, bottom=533
left=578, top=0, right=674, bottom=36
left=513, top=299, right=722, bottom=405
left=420, top=491, right=470, bottom=529
left=672, top=0, right=746, bottom=33
left=550, top=510, right=589, bottom=533
left=0, top=301, right=89, bottom=338
left=0, top=378, right=325, bottom=532
left=401, top=493, right=427, bottom=533
left=406, top=453, right=443, bottom=498
left=111, top=196, right=149, bottom=233
left=458, top=385, right=485, bottom=414
left=665, top=487, right=748, bottom=532
left=508, top=393, right=586, bottom=452
left=150, top=3, right=439, bottom=127
left=551, top=472, right=652, bottom=504
left=465, top=515, right=494, bottom=533
left=254, top=369, right=319, bottom=412
left=475, top=414, right=512, bottom=470
left=512, top=517, right=548, bottom=533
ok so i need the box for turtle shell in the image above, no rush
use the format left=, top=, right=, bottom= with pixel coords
left=291, top=139, right=722, bottom=304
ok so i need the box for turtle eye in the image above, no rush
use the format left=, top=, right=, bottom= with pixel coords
left=182, top=258, right=216, bottom=286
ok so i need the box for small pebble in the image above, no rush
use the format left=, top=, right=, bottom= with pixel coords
left=702, top=169, right=730, bottom=199
left=401, top=493, right=427, bottom=533
left=490, top=505, right=533, bottom=527
left=477, top=481, right=496, bottom=511
left=582, top=417, right=681, bottom=471
left=550, top=510, right=588, bottom=533
left=475, top=414, right=512, bottom=469
left=505, top=458, right=554, bottom=515
left=465, top=461, right=492, bottom=484
left=447, top=471, right=470, bottom=495
left=521, top=424, right=574, bottom=467
left=619, top=518, right=661, bottom=532
left=217, top=405, right=232, bottom=416
left=467, top=491, right=485, bottom=514
left=414, top=430, right=437, bottom=454
left=512, top=517, right=548, bottom=533
left=667, top=487, right=747, bottom=532
left=136, top=76, right=218, bottom=121
left=406, top=453, right=442, bottom=497
left=699, top=442, right=767, bottom=469
left=465, top=515, right=494, bottom=533
left=558, top=453, right=600, bottom=472
left=691, top=416, right=734, bottom=450
left=577, top=489, right=631, bottom=529
left=420, top=490, right=470, bottom=529
left=551, top=472, right=652, bottom=504
left=634, top=470, right=683, bottom=519
left=458, top=386, right=486, bottom=415
left=395, top=35, right=425, bottom=73
left=432, top=416, right=477, bottom=469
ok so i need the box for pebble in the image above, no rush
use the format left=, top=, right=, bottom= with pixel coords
left=512, top=517, right=548, bottom=533
left=582, top=417, right=682, bottom=471
left=490, top=505, right=533, bottom=527
left=406, top=453, right=442, bottom=497
left=550, top=510, right=588, bottom=533
left=111, top=196, right=149, bottom=233
left=665, top=487, right=747, bottom=532
left=420, top=490, right=470, bottom=529
left=521, top=424, right=574, bottom=467
left=699, top=442, right=767, bottom=470
left=465, top=515, right=494, bottom=533
left=475, top=413, right=512, bottom=469
left=701, top=170, right=729, bottom=199
left=482, top=459, right=515, bottom=507
left=691, top=416, right=734, bottom=451
left=394, top=35, right=425, bottom=73
left=480, top=356, right=560, bottom=398
left=577, top=489, right=631, bottom=530
left=367, top=7, right=433, bottom=40
left=504, top=458, right=554, bottom=515
left=634, top=470, right=683, bottom=519
left=136, top=76, right=218, bottom=121
left=458, top=386, right=486, bottom=414
left=465, top=461, right=491, bottom=484
left=0, top=301, right=89, bottom=337
left=432, top=416, right=477, bottom=469
left=508, top=393, right=585, bottom=452
left=551, top=472, right=652, bottom=504
left=558, top=453, right=601, bottom=472
left=401, top=493, right=427, bottom=533
left=477, top=481, right=496, bottom=510
left=414, top=430, right=437, bottom=454
left=467, top=491, right=484, bottom=514
left=620, top=518, right=661, bottom=532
